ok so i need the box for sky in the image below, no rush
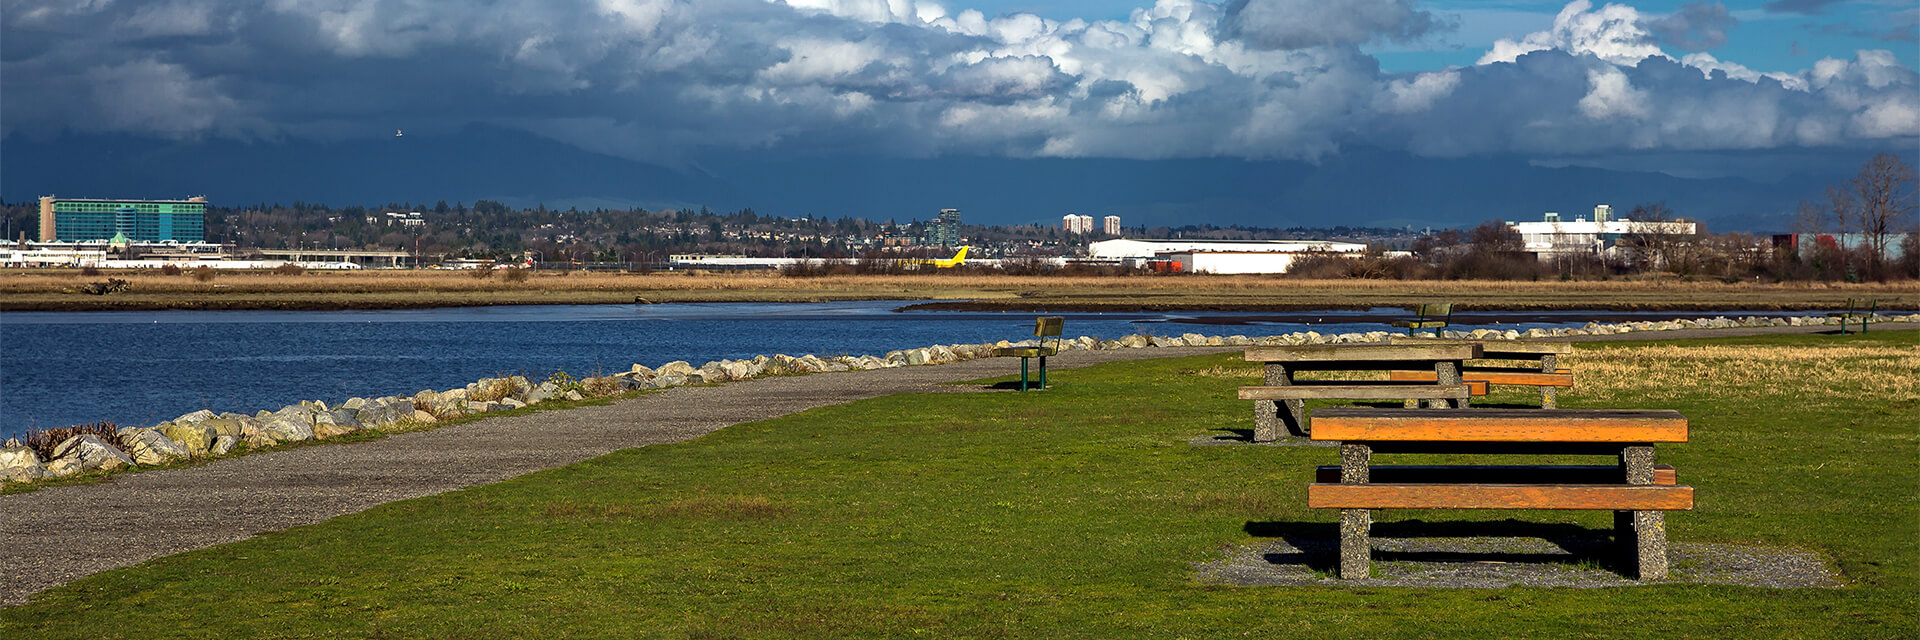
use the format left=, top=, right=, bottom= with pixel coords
left=2, top=0, right=1916, bottom=230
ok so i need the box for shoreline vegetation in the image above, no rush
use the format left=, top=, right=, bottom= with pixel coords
left=2, top=269, right=1915, bottom=312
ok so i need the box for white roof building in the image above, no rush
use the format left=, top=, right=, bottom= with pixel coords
left=1507, top=205, right=1696, bottom=262
left=1088, top=238, right=1367, bottom=274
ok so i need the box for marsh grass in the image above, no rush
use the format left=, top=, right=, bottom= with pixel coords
left=1566, top=344, right=1920, bottom=403
left=3, top=268, right=1913, bottom=311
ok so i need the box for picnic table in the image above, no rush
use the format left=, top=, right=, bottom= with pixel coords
left=1386, top=339, right=1575, bottom=408
left=1307, top=407, right=1694, bottom=580
left=1239, top=343, right=1481, bottom=442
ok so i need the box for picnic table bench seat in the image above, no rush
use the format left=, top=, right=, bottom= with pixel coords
left=1307, top=407, right=1693, bottom=580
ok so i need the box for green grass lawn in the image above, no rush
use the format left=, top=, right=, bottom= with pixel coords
left=5, top=332, right=1915, bottom=639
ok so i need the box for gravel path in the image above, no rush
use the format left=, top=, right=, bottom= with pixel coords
left=0, top=346, right=1231, bottom=606
left=5, top=322, right=1908, bottom=606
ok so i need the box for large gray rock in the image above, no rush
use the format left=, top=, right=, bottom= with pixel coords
left=313, top=409, right=362, bottom=439
left=656, top=361, right=696, bottom=377
left=123, top=429, right=191, bottom=465
left=209, top=435, right=239, bottom=456
left=171, top=409, right=218, bottom=425
left=246, top=408, right=316, bottom=446
left=722, top=360, right=754, bottom=380
left=1119, top=334, right=1150, bottom=348
left=50, top=434, right=134, bottom=474
left=159, top=422, right=217, bottom=457
left=1, top=445, right=45, bottom=482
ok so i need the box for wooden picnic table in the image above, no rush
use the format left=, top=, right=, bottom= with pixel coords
left=1386, top=338, right=1576, bottom=407
left=1307, top=407, right=1694, bottom=580
left=1239, top=343, right=1481, bottom=441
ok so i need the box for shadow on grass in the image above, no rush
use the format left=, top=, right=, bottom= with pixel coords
left=1242, top=519, right=1631, bottom=576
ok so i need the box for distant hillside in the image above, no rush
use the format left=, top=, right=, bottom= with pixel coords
left=3, top=125, right=1892, bottom=232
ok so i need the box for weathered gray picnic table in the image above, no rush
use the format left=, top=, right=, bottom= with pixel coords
left=1238, top=343, right=1481, bottom=441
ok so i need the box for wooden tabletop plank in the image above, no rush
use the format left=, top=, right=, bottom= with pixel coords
left=1386, top=337, right=1575, bottom=356
left=1389, top=370, right=1575, bottom=387
left=1244, top=343, right=1481, bottom=363
left=1309, top=408, right=1687, bottom=443
left=1307, top=483, right=1694, bottom=510
left=1312, top=464, right=1678, bottom=485
left=1238, top=384, right=1471, bottom=400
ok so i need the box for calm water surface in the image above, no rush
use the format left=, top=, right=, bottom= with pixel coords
left=0, top=302, right=1798, bottom=438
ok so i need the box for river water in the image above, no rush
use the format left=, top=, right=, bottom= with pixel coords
left=0, top=302, right=1803, bottom=439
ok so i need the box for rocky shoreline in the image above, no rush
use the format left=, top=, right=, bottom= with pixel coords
left=4, top=312, right=1912, bottom=486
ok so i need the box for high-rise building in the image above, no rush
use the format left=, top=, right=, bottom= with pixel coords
left=39, top=196, right=208, bottom=243
left=1062, top=214, right=1095, bottom=234
left=926, top=208, right=963, bottom=246
left=1103, top=215, right=1121, bottom=235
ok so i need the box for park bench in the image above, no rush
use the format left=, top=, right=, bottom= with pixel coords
left=1385, top=339, right=1575, bottom=408
left=1390, top=303, right=1453, bottom=337
left=1239, top=343, right=1479, bottom=441
left=1306, top=407, right=1694, bottom=580
left=991, top=316, right=1064, bottom=391
left=1828, top=298, right=1879, bottom=334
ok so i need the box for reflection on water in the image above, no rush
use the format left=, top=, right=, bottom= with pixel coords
left=0, top=302, right=1802, bottom=437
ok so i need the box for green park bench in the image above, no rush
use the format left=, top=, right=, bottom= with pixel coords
left=1829, top=298, right=1879, bottom=334
left=1391, top=303, right=1453, bottom=337
left=992, top=316, right=1064, bottom=391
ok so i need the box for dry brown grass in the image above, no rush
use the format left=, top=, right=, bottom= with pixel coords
left=1566, top=344, right=1920, bottom=403
left=1, top=268, right=1913, bottom=311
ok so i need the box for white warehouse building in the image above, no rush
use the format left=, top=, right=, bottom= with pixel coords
left=1087, top=238, right=1367, bottom=274
left=1507, top=205, right=1697, bottom=262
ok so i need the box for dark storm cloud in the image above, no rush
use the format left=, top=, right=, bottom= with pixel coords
left=1, top=0, right=1913, bottom=165
left=1648, top=1, right=1737, bottom=51
left=1218, top=0, right=1450, bottom=50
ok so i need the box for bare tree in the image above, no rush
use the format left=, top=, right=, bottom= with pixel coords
left=1623, top=202, right=1679, bottom=272
left=1841, top=153, right=1918, bottom=280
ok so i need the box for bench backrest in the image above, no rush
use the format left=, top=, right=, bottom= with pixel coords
left=1033, top=316, right=1065, bottom=337
left=1412, top=303, right=1453, bottom=321
left=1032, top=316, right=1064, bottom=351
left=1845, top=298, right=1877, bottom=312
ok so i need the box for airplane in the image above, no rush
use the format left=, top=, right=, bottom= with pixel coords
left=903, top=246, right=969, bottom=269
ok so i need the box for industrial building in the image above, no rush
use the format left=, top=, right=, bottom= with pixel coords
left=1087, top=238, right=1367, bottom=274
left=39, top=196, right=208, bottom=243
left=1507, top=205, right=1697, bottom=262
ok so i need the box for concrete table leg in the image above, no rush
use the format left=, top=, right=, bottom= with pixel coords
left=1340, top=509, right=1372, bottom=579
left=1635, top=511, right=1669, bottom=579
left=1435, top=361, right=1468, bottom=409
left=1541, top=354, right=1559, bottom=409
left=1255, top=363, right=1306, bottom=441
left=1339, top=443, right=1371, bottom=579
left=1620, top=445, right=1666, bottom=579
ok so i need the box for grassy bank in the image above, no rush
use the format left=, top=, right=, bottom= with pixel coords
left=4, top=331, right=1913, bottom=638
left=2, top=268, right=1914, bottom=311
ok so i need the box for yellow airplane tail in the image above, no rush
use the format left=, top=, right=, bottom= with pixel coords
left=932, top=246, right=969, bottom=268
